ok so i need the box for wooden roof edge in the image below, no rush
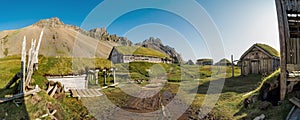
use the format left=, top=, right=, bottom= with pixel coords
left=239, top=44, right=280, bottom=60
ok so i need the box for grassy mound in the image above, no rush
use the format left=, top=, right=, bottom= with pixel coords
left=114, top=46, right=169, bottom=58
left=234, top=69, right=293, bottom=120
left=0, top=56, right=97, bottom=119
left=38, top=56, right=112, bottom=76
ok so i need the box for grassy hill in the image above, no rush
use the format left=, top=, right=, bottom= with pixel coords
left=114, top=46, right=170, bottom=58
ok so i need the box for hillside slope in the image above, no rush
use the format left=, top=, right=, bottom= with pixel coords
left=0, top=17, right=117, bottom=58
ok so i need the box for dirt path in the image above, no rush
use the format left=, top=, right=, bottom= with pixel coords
left=81, top=89, right=193, bottom=120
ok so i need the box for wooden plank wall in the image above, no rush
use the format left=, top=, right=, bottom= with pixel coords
left=289, top=38, right=300, bottom=64
left=285, top=0, right=300, bottom=12
left=276, top=0, right=300, bottom=100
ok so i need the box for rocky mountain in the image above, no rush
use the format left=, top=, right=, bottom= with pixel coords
left=135, top=37, right=183, bottom=63
left=0, top=17, right=131, bottom=58
left=88, top=28, right=132, bottom=46
left=0, top=17, right=182, bottom=62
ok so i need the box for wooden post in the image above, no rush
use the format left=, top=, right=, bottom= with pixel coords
left=33, top=29, right=44, bottom=71
left=85, top=74, right=89, bottom=89
left=21, top=36, right=26, bottom=93
left=111, top=68, right=116, bottom=84
left=231, top=55, right=234, bottom=77
left=95, top=70, right=99, bottom=85
left=275, top=0, right=288, bottom=100
left=103, top=69, right=107, bottom=86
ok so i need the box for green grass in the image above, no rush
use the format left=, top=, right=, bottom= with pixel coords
left=114, top=46, right=169, bottom=58
left=38, top=56, right=112, bottom=76
left=233, top=69, right=293, bottom=120
left=0, top=56, right=21, bottom=88
left=256, top=43, right=280, bottom=57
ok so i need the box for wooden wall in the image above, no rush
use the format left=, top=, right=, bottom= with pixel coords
left=276, top=0, right=300, bottom=100
left=241, top=47, right=280, bottom=75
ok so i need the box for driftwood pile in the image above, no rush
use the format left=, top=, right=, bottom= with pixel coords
left=0, top=30, right=44, bottom=103
left=46, top=81, right=64, bottom=99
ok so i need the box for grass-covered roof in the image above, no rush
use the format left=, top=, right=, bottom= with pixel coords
left=114, top=46, right=169, bottom=58
left=256, top=43, right=280, bottom=57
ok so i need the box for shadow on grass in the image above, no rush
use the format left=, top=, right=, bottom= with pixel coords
left=190, top=74, right=262, bottom=95
left=0, top=82, right=29, bottom=119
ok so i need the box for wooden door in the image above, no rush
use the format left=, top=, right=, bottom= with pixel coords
left=251, top=61, right=259, bottom=74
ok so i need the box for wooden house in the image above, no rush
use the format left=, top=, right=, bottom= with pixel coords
left=240, top=43, right=280, bottom=76
left=276, top=0, right=300, bottom=100
left=214, top=58, right=232, bottom=66
left=109, top=46, right=172, bottom=64
left=196, top=58, right=213, bottom=66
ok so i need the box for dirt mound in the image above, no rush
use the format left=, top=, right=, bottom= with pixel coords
left=122, top=90, right=175, bottom=112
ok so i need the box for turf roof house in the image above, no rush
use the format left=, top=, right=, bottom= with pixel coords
left=109, top=46, right=172, bottom=64
left=240, top=43, right=280, bottom=75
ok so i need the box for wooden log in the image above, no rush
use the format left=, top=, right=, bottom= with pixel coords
left=40, top=108, right=57, bottom=120
left=46, top=86, right=54, bottom=94
left=290, top=97, right=300, bottom=108
left=0, top=86, right=41, bottom=103
left=49, top=85, right=58, bottom=97
left=287, top=77, right=300, bottom=82
left=70, top=89, right=79, bottom=97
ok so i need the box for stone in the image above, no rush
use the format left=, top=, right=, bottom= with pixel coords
left=253, top=114, right=265, bottom=120
left=259, top=101, right=272, bottom=110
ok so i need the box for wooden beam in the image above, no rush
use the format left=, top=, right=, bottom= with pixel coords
left=49, top=84, right=58, bottom=97
left=0, top=86, right=41, bottom=103
left=276, top=0, right=288, bottom=100
left=290, top=97, right=300, bottom=108
left=287, top=77, right=300, bottom=82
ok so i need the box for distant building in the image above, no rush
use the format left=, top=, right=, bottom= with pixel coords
left=109, top=46, right=172, bottom=64
left=214, top=58, right=231, bottom=66
left=196, top=59, right=213, bottom=66
left=240, top=43, right=280, bottom=75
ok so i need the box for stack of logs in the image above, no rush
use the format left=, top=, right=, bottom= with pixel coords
left=46, top=81, right=64, bottom=99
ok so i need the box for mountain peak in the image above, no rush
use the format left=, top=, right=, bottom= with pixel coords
left=135, top=37, right=183, bottom=63
left=33, top=17, right=65, bottom=28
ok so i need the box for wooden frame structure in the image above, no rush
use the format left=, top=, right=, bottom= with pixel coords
left=0, top=30, right=44, bottom=103
left=276, top=0, right=300, bottom=100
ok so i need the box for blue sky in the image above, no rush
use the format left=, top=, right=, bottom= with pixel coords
left=0, top=0, right=279, bottom=62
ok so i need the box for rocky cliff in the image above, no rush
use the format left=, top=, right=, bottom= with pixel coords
left=135, top=37, right=183, bottom=63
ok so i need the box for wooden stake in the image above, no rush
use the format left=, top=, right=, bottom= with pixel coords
left=21, top=36, right=27, bottom=93
left=231, top=55, right=234, bottom=77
